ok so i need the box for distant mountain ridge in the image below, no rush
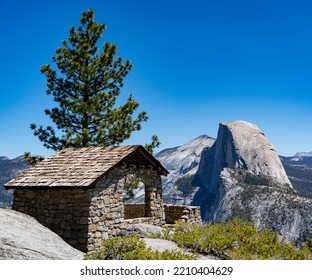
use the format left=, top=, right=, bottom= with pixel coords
left=155, top=135, right=216, bottom=174
left=294, top=152, right=312, bottom=157
left=0, top=156, right=29, bottom=208
left=281, top=155, right=312, bottom=198
left=155, top=135, right=215, bottom=205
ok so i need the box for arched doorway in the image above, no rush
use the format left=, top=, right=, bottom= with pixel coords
left=123, top=179, right=152, bottom=219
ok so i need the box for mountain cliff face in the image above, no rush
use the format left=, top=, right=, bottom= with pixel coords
left=155, top=135, right=216, bottom=175
left=192, top=121, right=312, bottom=242
left=156, top=135, right=215, bottom=204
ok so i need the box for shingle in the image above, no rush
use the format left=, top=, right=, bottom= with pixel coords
left=5, top=145, right=168, bottom=188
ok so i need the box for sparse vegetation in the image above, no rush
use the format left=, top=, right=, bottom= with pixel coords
left=229, top=203, right=253, bottom=222
left=85, top=219, right=312, bottom=260
left=84, top=234, right=193, bottom=260
left=283, top=164, right=312, bottom=198
left=235, top=168, right=283, bottom=188
left=169, top=218, right=312, bottom=260
left=175, top=174, right=197, bottom=197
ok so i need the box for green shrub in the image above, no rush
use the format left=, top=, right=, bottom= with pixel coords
left=84, top=235, right=194, bottom=260
left=171, top=218, right=312, bottom=260
left=84, top=219, right=312, bottom=260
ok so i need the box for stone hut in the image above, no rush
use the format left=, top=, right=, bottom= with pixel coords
left=5, top=146, right=201, bottom=252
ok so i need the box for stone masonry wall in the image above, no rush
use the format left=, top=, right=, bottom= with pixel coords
left=164, top=204, right=202, bottom=225
left=86, top=165, right=166, bottom=252
left=12, top=188, right=90, bottom=252
left=124, top=203, right=145, bottom=219
left=12, top=164, right=165, bottom=253
left=12, top=164, right=202, bottom=254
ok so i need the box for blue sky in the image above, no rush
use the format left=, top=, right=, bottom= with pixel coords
left=0, top=0, right=311, bottom=158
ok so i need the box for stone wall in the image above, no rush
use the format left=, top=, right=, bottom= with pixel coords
left=86, top=165, right=165, bottom=252
left=124, top=203, right=145, bottom=219
left=164, top=204, right=201, bottom=225
left=12, top=188, right=90, bottom=252
left=12, top=164, right=166, bottom=253
left=12, top=164, right=202, bottom=254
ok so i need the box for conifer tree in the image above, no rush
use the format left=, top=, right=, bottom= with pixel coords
left=31, top=10, right=160, bottom=153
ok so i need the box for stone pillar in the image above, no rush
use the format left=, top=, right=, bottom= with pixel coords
left=148, top=176, right=165, bottom=225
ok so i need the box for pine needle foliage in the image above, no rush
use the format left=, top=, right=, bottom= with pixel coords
left=31, top=10, right=159, bottom=152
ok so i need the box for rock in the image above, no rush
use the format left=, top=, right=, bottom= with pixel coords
left=143, top=238, right=218, bottom=260
left=194, top=121, right=292, bottom=195
left=221, top=121, right=292, bottom=187
left=0, top=208, right=84, bottom=260
left=143, top=238, right=181, bottom=252
left=157, top=135, right=216, bottom=205
left=156, top=135, right=216, bottom=175
left=130, top=224, right=164, bottom=237
left=193, top=121, right=294, bottom=220
left=192, top=121, right=312, bottom=243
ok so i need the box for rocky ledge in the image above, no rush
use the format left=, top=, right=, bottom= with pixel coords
left=0, top=208, right=84, bottom=260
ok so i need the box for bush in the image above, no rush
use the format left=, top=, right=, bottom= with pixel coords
left=84, top=219, right=312, bottom=260
left=84, top=235, right=194, bottom=260
left=170, top=218, right=312, bottom=260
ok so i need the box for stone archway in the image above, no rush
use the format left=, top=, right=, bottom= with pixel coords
left=123, top=180, right=149, bottom=219
left=122, top=167, right=164, bottom=223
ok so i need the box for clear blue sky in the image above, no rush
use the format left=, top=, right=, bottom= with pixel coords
left=0, top=0, right=311, bottom=158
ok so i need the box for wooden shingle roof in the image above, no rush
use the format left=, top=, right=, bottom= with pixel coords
left=5, top=146, right=168, bottom=189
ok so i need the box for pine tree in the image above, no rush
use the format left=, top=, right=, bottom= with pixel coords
left=31, top=10, right=160, bottom=152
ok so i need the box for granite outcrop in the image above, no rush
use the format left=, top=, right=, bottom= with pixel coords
left=193, top=121, right=312, bottom=243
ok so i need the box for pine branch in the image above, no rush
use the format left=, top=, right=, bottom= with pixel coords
left=30, top=9, right=160, bottom=152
